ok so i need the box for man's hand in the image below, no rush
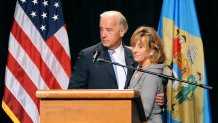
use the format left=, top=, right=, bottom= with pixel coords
left=155, top=92, right=164, bottom=106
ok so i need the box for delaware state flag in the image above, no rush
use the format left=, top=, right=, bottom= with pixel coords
left=158, top=0, right=212, bottom=123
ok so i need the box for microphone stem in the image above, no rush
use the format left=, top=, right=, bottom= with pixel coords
left=97, top=58, right=212, bottom=90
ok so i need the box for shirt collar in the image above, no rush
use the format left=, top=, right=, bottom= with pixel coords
left=108, top=43, right=124, bottom=54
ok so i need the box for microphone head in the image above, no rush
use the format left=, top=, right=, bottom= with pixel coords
left=93, top=50, right=100, bottom=62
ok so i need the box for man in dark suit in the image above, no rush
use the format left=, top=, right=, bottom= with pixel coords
left=68, top=42, right=136, bottom=89
left=68, top=10, right=135, bottom=89
left=68, top=11, right=164, bottom=104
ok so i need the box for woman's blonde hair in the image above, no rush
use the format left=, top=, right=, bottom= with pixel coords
left=130, top=26, right=166, bottom=64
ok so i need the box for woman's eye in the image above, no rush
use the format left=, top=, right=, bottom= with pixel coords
left=139, top=44, right=143, bottom=48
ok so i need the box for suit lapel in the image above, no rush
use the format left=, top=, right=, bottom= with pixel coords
left=123, top=46, right=136, bottom=88
left=98, top=44, right=118, bottom=86
left=129, top=71, right=145, bottom=88
left=96, top=44, right=136, bottom=89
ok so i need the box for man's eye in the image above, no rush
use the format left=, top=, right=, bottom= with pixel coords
left=107, top=29, right=112, bottom=32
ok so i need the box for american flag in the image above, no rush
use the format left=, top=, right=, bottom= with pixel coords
left=2, top=0, right=71, bottom=122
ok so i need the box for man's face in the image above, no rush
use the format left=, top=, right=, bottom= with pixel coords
left=99, top=16, right=124, bottom=50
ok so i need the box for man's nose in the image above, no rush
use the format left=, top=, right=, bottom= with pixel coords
left=101, top=30, right=107, bottom=38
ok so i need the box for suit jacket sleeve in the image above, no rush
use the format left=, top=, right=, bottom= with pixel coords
left=68, top=49, right=89, bottom=89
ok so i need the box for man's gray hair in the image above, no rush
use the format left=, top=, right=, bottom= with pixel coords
left=100, top=11, right=128, bottom=32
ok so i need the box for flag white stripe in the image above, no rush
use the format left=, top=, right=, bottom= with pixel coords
left=54, top=27, right=71, bottom=58
left=9, top=33, right=49, bottom=89
left=15, top=3, right=69, bottom=88
left=5, top=67, right=39, bottom=123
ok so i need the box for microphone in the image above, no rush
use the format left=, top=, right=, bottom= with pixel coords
left=96, top=57, right=213, bottom=90
left=93, top=50, right=100, bottom=63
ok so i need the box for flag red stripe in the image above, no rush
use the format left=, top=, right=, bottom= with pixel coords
left=2, top=1, right=72, bottom=122
left=46, top=35, right=71, bottom=77
left=7, top=52, right=39, bottom=109
left=11, top=20, right=62, bottom=89
left=3, top=87, right=33, bottom=123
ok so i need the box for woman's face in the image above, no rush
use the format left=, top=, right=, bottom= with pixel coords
left=131, top=38, right=149, bottom=65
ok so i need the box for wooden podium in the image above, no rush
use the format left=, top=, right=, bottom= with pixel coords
left=36, top=89, right=146, bottom=123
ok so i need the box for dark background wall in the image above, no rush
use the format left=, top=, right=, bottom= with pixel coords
left=0, top=0, right=217, bottom=122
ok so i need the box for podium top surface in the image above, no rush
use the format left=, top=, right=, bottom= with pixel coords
left=36, top=89, right=140, bottom=99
